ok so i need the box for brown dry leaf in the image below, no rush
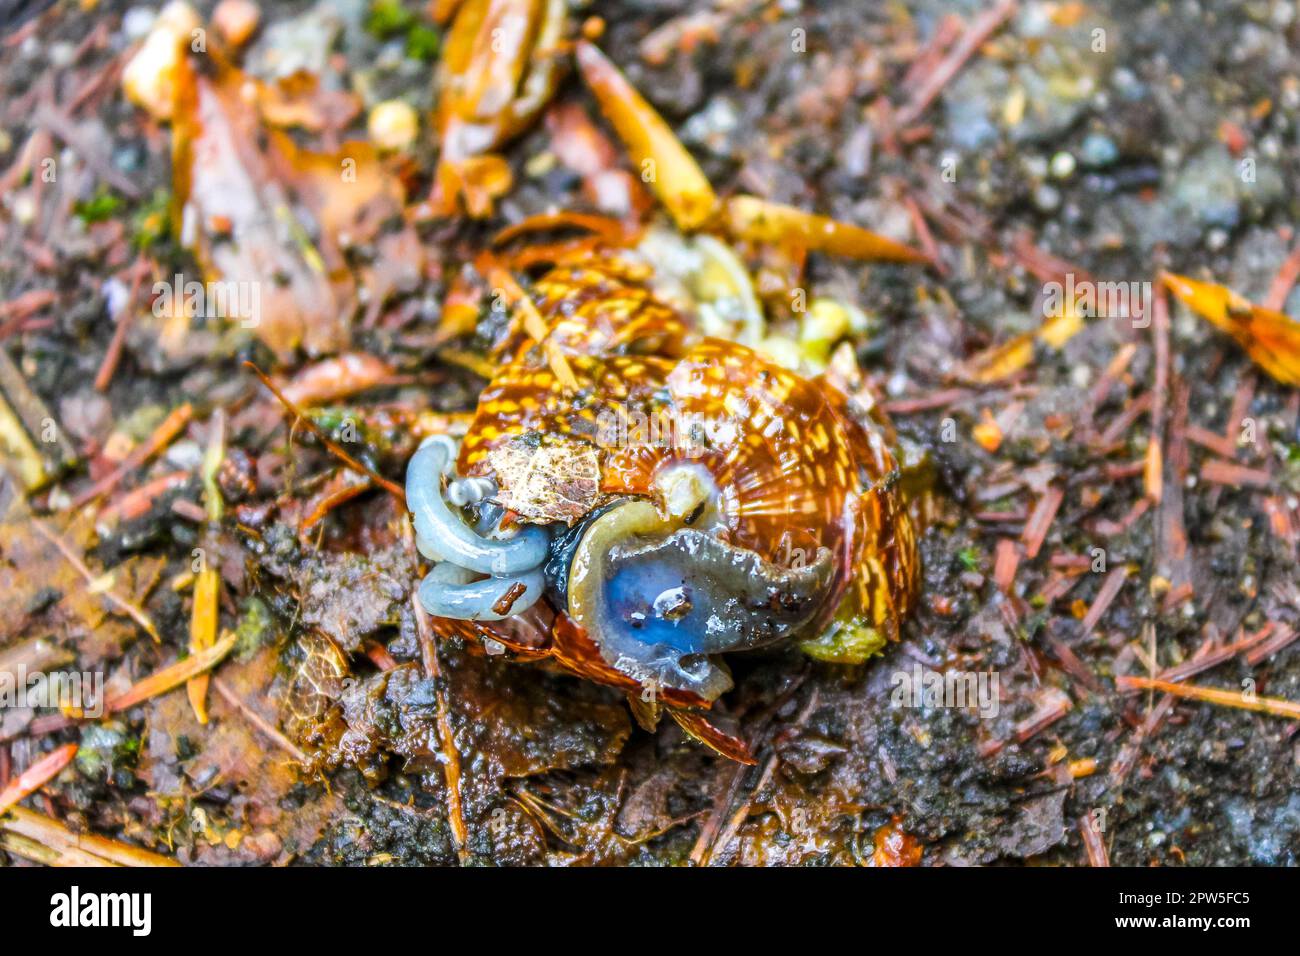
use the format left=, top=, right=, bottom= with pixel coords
left=170, top=54, right=403, bottom=361
left=304, top=638, right=631, bottom=793
left=267, top=130, right=405, bottom=260
left=545, top=102, right=653, bottom=219
left=961, top=330, right=1036, bottom=384
left=445, top=648, right=632, bottom=781
left=960, top=297, right=1084, bottom=384
left=171, top=55, right=340, bottom=359
left=358, top=228, right=426, bottom=326
left=485, top=437, right=604, bottom=524
left=0, top=495, right=163, bottom=665
left=283, top=628, right=349, bottom=747
left=1163, top=272, right=1300, bottom=386
left=138, top=645, right=341, bottom=864
left=255, top=70, right=362, bottom=133
left=723, top=195, right=931, bottom=263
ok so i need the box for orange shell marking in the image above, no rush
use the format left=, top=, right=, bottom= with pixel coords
left=456, top=254, right=919, bottom=643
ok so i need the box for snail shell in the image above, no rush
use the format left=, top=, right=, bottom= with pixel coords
left=417, top=253, right=918, bottom=702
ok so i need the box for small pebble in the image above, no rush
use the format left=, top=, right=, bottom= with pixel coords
left=1033, top=184, right=1061, bottom=212
left=368, top=100, right=419, bottom=152
left=1111, top=66, right=1145, bottom=101
left=1079, top=133, right=1118, bottom=167
left=122, top=7, right=157, bottom=40
left=11, top=192, right=35, bottom=225
left=49, top=42, right=77, bottom=69
left=1049, top=151, right=1076, bottom=179
left=101, top=277, right=130, bottom=318
left=121, top=2, right=201, bottom=121
left=524, top=150, right=556, bottom=178
left=1023, top=155, right=1048, bottom=179
left=213, top=0, right=261, bottom=48
left=165, top=439, right=203, bottom=470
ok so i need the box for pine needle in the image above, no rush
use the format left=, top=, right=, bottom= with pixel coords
left=0, top=743, right=78, bottom=817
left=1116, top=675, right=1300, bottom=721
left=106, top=630, right=238, bottom=714
left=187, top=411, right=225, bottom=725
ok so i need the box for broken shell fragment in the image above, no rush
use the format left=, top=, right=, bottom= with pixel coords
left=213, top=0, right=261, bottom=48
left=122, top=1, right=202, bottom=121
left=368, top=100, right=420, bottom=153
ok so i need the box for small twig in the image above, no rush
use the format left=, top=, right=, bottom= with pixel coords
left=106, top=631, right=238, bottom=713
left=688, top=761, right=748, bottom=866
left=94, top=256, right=151, bottom=392
left=894, top=0, right=1017, bottom=128
left=704, top=689, right=821, bottom=866
left=1116, top=675, right=1300, bottom=721
left=412, top=590, right=470, bottom=864
left=30, top=517, right=159, bottom=641
left=1200, top=458, right=1272, bottom=489
left=1245, top=623, right=1299, bottom=668
left=1021, top=484, right=1064, bottom=559
left=98, top=470, right=190, bottom=524
left=211, top=676, right=306, bottom=764
left=245, top=362, right=406, bottom=502
left=980, top=687, right=1073, bottom=757
left=1079, top=565, right=1129, bottom=636
left=1116, top=625, right=1277, bottom=691
left=882, top=388, right=975, bottom=415
left=993, top=537, right=1019, bottom=592
left=33, top=104, right=142, bottom=198
left=70, top=402, right=193, bottom=508
left=1078, top=815, right=1110, bottom=866
left=1146, top=285, right=1171, bottom=504
left=0, top=743, right=78, bottom=817
left=1264, top=241, right=1300, bottom=311
left=0, top=806, right=178, bottom=866
left=187, top=411, right=226, bottom=724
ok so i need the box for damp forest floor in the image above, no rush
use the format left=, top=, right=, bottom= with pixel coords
left=2, top=0, right=1300, bottom=866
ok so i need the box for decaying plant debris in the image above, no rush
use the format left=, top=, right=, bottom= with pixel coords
left=2, top=0, right=1300, bottom=867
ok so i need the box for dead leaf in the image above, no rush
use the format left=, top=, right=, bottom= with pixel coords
left=1163, top=271, right=1300, bottom=386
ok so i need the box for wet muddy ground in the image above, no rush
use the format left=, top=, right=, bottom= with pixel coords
left=1, top=0, right=1299, bottom=866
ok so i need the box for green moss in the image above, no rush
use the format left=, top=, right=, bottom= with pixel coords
left=366, top=0, right=414, bottom=37
left=131, top=189, right=171, bottom=250
left=74, top=186, right=124, bottom=223
left=76, top=723, right=138, bottom=779
left=366, top=0, right=439, bottom=61
left=234, top=596, right=276, bottom=659
left=406, top=24, right=440, bottom=61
